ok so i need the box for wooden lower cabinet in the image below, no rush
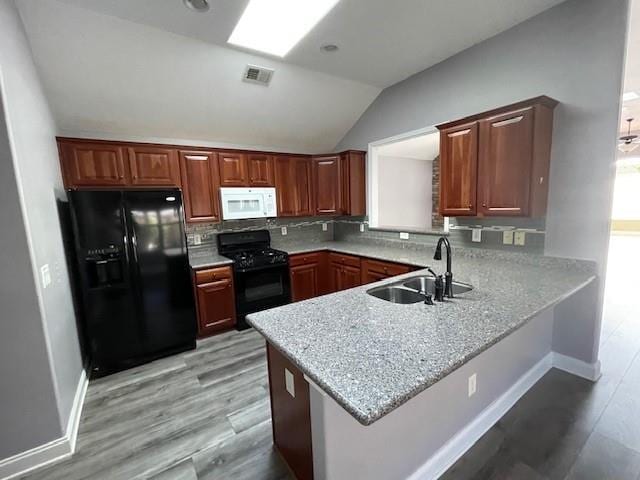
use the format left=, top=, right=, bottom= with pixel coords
left=267, top=343, right=313, bottom=480
left=327, top=253, right=361, bottom=292
left=194, top=266, right=236, bottom=337
left=361, top=258, right=412, bottom=284
left=290, top=252, right=324, bottom=302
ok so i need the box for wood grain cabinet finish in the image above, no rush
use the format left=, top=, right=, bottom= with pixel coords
left=267, top=343, right=313, bottom=480
left=328, top=253, right=361, bottom=292
left=478, top=107, right=535, bottom=216
left=312, top=155, right=342, bottom=215
left=127, top=146, right=181, bottom=186
left=179, top=150, right=220, bottom=223
left=341, top=151, right=366, bottom=216
left=274, top=156, right=313, bottom=217
left=218, top=152, right=249, bottom=187
left=437, top=96, right=557, bottom=218
left=439, top=122, right=478, bottom=216
left=290, top=252, right=326, bottom=301
left=361, top=258, right=412, bottom=285
left=194, top=266, right=236, bottom=337
left=247, top=154, right=275, bottom=186
left=59, top=141, right=129, bottom=187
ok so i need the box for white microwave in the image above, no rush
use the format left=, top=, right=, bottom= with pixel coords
left=219, top=187, right=278, bottom=220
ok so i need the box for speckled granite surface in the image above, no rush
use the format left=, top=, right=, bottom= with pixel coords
left=188, top=251, right=232, bottom=269
left=246, top=241, right=597, bottom=426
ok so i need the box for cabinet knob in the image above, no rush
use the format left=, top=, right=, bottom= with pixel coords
left=482, top=203, right=487, bottom=207
left=383, top=267, right=388, bottom=273
left=468, top=203, right=472, bottom=208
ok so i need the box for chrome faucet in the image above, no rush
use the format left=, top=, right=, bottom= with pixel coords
left=433, top=237, right=453, bottom=298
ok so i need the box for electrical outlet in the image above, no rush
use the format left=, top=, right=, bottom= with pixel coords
left=285, top=368, right=295, bottom=398
left=322, top=222, right=328, bottom=232
left=41, top=264, right=51, bottom=288
left=503, top=231, right=514, bottom=245
left=360, top=223, right=365, bottom=233
left=471, top=228, right=482, bottom=243
left=468, top=373, right=477, bottom=397
left=514, top=231, right=526, bottom=246
left=281, top=226, right=288, bottom=236
left=399, top=232, right=409, bottom=240
left=193, top=234, right=202, bottom=246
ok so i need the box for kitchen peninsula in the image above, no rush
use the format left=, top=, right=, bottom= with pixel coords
left=247, top=243, right=597, bottom=480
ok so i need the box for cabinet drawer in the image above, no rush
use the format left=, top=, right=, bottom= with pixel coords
left=194, top=266, right=232, bottom=284
left=289, top=252, right=323, bottom=267
left=362, top=258, right=411, bottom=277
left=328, top=252, right=360, bottom=268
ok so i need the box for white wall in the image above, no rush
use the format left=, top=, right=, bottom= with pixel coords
left=376, top=155, right=432, bottom=232
left=0, top=0, right=82, bottom=459
left=336, top=0, right=629, bottom=363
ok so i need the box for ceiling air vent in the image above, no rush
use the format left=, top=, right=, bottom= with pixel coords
left=243, top=65, right=274, bottom=86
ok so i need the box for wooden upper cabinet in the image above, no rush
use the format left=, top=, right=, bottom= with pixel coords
left=179, top=150, right=220, bottom=223
left=312, top=155, right=342, bottom=215
left=478, top=107, right=534, bottom=216
left=341, top=151, right=366, bottom=216
left=274, top=156, right=297, bottom=216
left=218, top=152, right=249, bottom=186
left=247, top=154, right=275, bottom=186
left=59, top=141, right=128, bottom=187
left=439, top=122, right=478, bottom=216
left=294, top=158, right=313, bottom=216
left=437, top=96, right=557, bottom=218
left=127, top=146, right=181, bottom=186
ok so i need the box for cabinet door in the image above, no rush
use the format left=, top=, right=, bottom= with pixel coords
left=439, top=122, right=478, bottom=216
left=328, top=262, right=343, bottom=293
left=342, top=151, right=366, bottom=216
left=361, top=259, right=411, bottom=285
left=478, top=107, right=534, bottom=216
left=313, top=155, right=342, bottom=215
left=290, top=263, right=320, bottom=302
left=218, top=152, right=248, bottom=186
left=274, top=156, right=297, bottom=216
left=341, top=265, right=361, bottom=290
left=294, top=158, right=313, bottom=216
left=196, top=277, right=236, bottom=336
left=128, top=146, right=181, bottom=186
left=59, top=141, right=128, bottom=187
left=179, top=151, right=220, bottom=223
left=248, top=154, right=275, bottom=186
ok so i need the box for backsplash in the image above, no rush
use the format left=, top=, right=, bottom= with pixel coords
left=187, top=214, right=546, bottom=256
left=186, top=216, right=334, bottom=252
left=334, top=216, right=545, bottom=254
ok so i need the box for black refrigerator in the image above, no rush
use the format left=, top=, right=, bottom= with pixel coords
left=68, top=189, right=196, bottom=377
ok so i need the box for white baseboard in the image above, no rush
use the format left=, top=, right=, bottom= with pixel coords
left=408, top=353, right=554, bottom=480
left=0, top=370, right=88, bottom=480
left=552, top=352, right=601, bottom=381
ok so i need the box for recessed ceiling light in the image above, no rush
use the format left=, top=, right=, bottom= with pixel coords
left=623, top=91, right=639, bottom=102
left=183, top=0, right=210, bottom=13
left=320, top=44, right=339, bottom=53
left=228, top=0, right=341, bottom=57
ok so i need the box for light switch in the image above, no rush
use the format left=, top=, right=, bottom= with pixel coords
left=360, top=224, right=365, bottom=233
left=285, top=368, right=295, bottom=398
left=468, top=373, right=477, bottom=397
left=41, top=264, right=51, bottom=288
left=399, top=232, right=409, bottom=240
left=193, top=234, right=202, bottom=246
left=322, top=222, right=328, bottom=231
left=281, top=226, right=288, bottom=236
left=471, top=228, right=482, bottom=243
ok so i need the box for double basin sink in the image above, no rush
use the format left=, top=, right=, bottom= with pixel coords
left=368, top=275, right=473, bottom=304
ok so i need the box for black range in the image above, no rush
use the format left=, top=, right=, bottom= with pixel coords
left=217, top=230, right=291, bottom=330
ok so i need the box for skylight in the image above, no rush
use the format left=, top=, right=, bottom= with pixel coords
left=228, top=0, right=341, bottom=57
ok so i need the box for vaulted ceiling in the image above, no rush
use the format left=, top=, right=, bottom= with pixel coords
left=16, top=0, right=566, bottom=153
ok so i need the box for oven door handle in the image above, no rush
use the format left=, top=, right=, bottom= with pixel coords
left=234, top=263, right=289, bottom=274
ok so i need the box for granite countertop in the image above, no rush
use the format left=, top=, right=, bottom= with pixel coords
left=188, top=250, right=233, bottom=269
left=246, top=241, right=597, bottom=426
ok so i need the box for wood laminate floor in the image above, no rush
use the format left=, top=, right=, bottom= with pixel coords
left=21, top=235, right=640, bottom=480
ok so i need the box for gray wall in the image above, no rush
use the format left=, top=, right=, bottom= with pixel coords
left=336, top=0, right=628, bottom=361
left=0, top=0, right=82, bottom=458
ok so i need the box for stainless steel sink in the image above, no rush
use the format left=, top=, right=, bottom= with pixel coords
left=402, top=276, right=473, bottom=295
left=367, top=286, right=427, bottom=304
left=367, top=274, right=472, bottom=304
